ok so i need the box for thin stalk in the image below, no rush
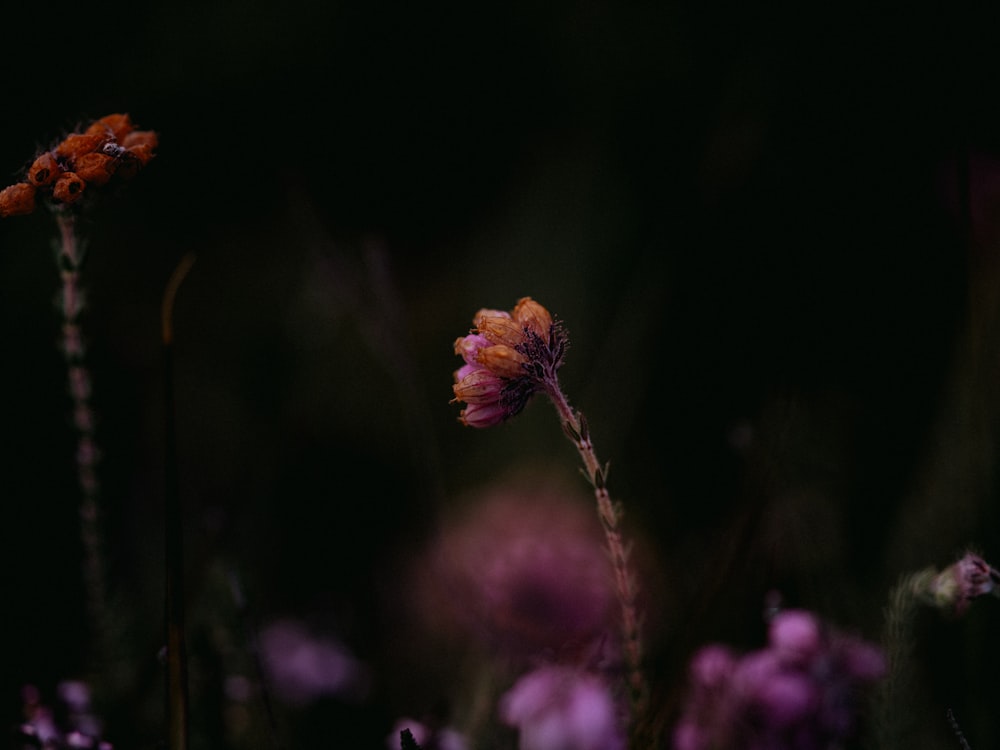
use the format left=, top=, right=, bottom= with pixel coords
left=55, top=211, right=111, bottom=665
left=542, top=381, right=647, bottom=732
left=162, top=254, right=195, bottom=750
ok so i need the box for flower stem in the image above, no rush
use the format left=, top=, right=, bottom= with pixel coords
left=162, top=254, right=195, bottom=750
left=543, top=380, right=648, bottom=731
left=55, top=211, right=111, bottom=666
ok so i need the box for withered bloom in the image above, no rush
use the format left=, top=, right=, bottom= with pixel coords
left=451, top=297, right=567, bottom=427
left=0, top=113, right=157, bottom=218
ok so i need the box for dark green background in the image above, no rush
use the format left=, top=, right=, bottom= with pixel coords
left=2, top=1, right=1000, bottom=748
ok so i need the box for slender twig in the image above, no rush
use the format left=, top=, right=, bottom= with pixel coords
left=162, top=254, right=195, bottom=750
left=542, top=381, right=647, bottom=730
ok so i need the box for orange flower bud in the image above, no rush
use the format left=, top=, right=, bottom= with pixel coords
left=125, top=144, right=155, bottom=167
left=122, top=129, right=158, bottom=152
left=513, top=297, right=553, bottom=344
left=112, top=152, right=142, bottom=181
left=477, top=344, right=528, bottom=379
left=473, top=308, right=511, bottom=327
left=74, top=152, right=116, bottom=186
left=27, top=152, right=61, bottom=186
left=452, top=368, right=504, bottom=404
left=54, top=132, right=108, bottom=163
left=0, top=182, right=36, bottom=217
left=477, top=315, right=526, bottom=348
left=86, top=113, right=133, bottom=141
left=53, top=172, right=86, bottom=203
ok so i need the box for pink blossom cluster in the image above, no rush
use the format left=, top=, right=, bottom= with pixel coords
left=415, top=476, right=616, bottom=658
left=257, top=618, right=369, bottom=706
left=500, top=666, right=626, bottom=750
left=673, top=610, right=885, bottom=750
left=17, top=683, right=112, bottom=750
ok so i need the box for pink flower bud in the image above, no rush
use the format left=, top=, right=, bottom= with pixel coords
left=459, top=401, right=507, bottom=428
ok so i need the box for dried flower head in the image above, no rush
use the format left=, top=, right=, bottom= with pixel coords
left=451, top=297, right=567, bottom=427
left=0, top=113, right=157, bottom=217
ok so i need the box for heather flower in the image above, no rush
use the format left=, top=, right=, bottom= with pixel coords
left=257, top=618, right=369, bottom=706
left=499, top=666, right=626, bottom=750
left=17, top=683, right=112, bottom=750
left=449, top=297, right=646, bottom=730
left=673, top=609, right=885, bottom=750
left=0, top=113, right=156, bottom=217
left=414, top=474, right=616, bottom=658
left=914, top=552, right=1000, bottom=616
left=451, top=297, right=567, bottom=427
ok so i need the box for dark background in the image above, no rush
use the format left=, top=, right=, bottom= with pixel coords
left=2, top=1, right=1000, bottom=748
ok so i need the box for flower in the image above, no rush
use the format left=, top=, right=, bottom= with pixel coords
left=672, top=609, right=885, bottom=750
left=499, top=666, right=626, bottom=750
left=17, top=682, right=113, bottom=750
left=257, top=618, right=369, bottom=706
left=0, top=113, right=157, bottom=217
left=915, top=552, right=1000, bottom=616
left=451, top=297, right=567, bottom=428
left=413, top=473, right=616, bottom=658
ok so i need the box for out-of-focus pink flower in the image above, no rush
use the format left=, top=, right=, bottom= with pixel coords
left=672, top=609, right=885, bottom=750
left=17, top=682, right=112, bottom=750
left=258, top=618, right=368, bottom=706
left=500, top=666, right=626, bottom=750
left=415, top=475, right=616, bottom=658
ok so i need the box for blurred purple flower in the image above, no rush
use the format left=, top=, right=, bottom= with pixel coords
left=17, top=683, right=112, bottom=750
left=673, top=609, right=885, bottom=750
left=500, top=666, right=626, bottom=750
left=258, top=618, right=368, bottom=706
left=414, top=474, right=616, bottom=658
